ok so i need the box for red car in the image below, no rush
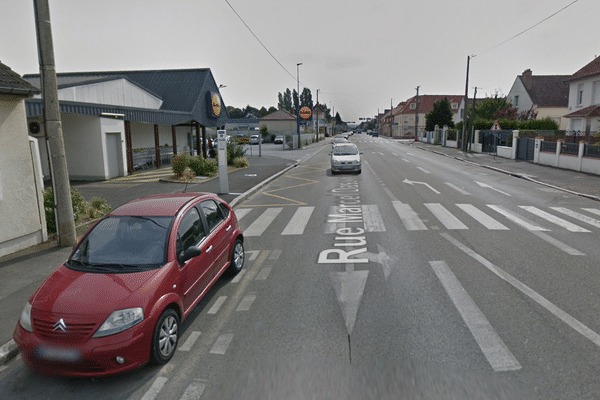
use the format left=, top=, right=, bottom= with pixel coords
left=14, top=192, right=244, bottom=377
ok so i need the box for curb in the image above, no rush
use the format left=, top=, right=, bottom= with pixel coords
left=412, top=144, right=600, bottom=202
left=0, top=339, right=18, bottom=367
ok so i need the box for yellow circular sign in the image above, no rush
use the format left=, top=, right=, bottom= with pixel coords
left=211, top=93, right=222, bottom=117
left=299, top=106, right=312, bottom=120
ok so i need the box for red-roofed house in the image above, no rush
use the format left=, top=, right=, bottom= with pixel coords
left=564, top=56, right=600, bottom=135
left=506, top=69, right=570, bottom=129
left=394, top=95, right=463, bottom=137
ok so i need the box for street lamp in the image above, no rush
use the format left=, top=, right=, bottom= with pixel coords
left=296, top=63, right=302, bottom=148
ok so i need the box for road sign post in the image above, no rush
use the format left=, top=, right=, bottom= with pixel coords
left=217, top=130, right=228, bottom=194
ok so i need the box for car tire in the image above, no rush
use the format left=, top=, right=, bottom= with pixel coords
left=227, top=239, right=244, bottom=275
left=151, top=309, right=179, bottom=365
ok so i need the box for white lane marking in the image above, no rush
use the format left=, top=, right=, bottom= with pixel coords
left=140, top=377, right=168, bottom=400
left=210, top=333, right=234, bottom=354
left=430, top=261, right=521, bottom=372
left=236, top=293, right=256, bottom=311
left=487, top=205, right=548, bottom=231
left=476, top=181, right=511, bottom=196
left=551, top=207, right=600, bottom=229
left=442, top=233, right=600, bottom=349
left=520, top=206, right=590, bottom=232
left=246, top=250, right=260, bottom=261
left=392, top=201, right=427, bottom=231
left=178, top=331, right=201, bottom=352
left=417, top=167, right=431, bottom=174
left=269, top=249, right=282, bottom=260
left=234, top=208, right=252, bottom=220
left=180, top=380, right=206, bottom=400
left=208, top=296, right=227, bottom=314
left=456, top=204, right=509, bottom=230
left=325, top=205, right=343, bottom=234
left=244, top=207, right=283, bottom=237
left=231, top=269, right=246, bottom=283
left=582, top=208, right=600, bottom=217
left=530, top=232, right=585, bottom=256
left=363, top=204, right=386, bottom=232
left=281, top=206, right=314, bottom=235
left=402, top=158, right=410, bottom=163
left=256, top=267, right=272, bottom=280
left=425, top=203, right=468, bottom=230
left=445, top=182, right=471, bottom=195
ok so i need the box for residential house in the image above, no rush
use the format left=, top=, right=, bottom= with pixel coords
left=23, top=68, right=228, bottom=180
left=564, top=56, right=600, bottom=135
left=506, top=69, right=569, bottom=129
left=396, top=95, right=463, bottom=137
left=258, top=109, right=297, bottom=135
left=225, top=114, right=260, bottom=136
left=0, top=62, right=47, bottom=257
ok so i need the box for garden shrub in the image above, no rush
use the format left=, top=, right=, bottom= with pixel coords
left=43, top=186, right=87, bottom=232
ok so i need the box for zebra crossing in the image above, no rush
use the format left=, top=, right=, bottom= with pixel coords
left=235, top=202, right=600, bottom=237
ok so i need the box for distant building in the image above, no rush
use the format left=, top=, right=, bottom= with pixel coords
left=258, top=109, right=297, bottom=135
left=394, top=95, right=463, bottom=137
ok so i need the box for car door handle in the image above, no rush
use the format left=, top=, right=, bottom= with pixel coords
left=206, top=245, right=213, bottom=253
left=226, top=225, right=231, bottom=232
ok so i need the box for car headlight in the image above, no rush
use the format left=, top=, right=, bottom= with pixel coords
left=19, top=302, right=33, bottom=332
left=93, top=307, right=144, bottom=338
left=332, top=159, right=341, bottom=166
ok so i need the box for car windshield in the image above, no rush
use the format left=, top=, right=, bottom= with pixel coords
left=68, top=216, right=173, bottom=273
left=332, top=146, right=358, bottom=156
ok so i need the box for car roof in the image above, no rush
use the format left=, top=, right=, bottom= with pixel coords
left=110, top=192, right=215, bottom=217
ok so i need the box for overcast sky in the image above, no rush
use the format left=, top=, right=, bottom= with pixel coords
left=1, top=0, right=597, bottom=123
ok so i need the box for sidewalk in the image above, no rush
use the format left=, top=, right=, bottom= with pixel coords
left=406, top=141, right=600, bottom=201
left=0, top=140, right=329, bottom=367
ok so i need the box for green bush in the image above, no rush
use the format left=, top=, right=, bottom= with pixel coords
left=171, top=154, right=191, bottom=177
left=43, top=186, right=87, bottom=232
left=188, top=156, right=218, bottom=176
left=232, top=157, right=249, bottom=168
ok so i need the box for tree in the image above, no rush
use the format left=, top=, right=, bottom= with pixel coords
left=473, top=97, right=512, bottom=120
left=425, top=97, right=454, bottom=131
left=226, top=106, right=244, bottom=119
left=300, top=88, right=313, bottom=108
left=277, top=89, right=293, bottom=111
left=292, top=89, right=299, bottom=111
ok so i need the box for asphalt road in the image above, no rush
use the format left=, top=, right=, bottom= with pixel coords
left=3, top=135, right=600, bottom=399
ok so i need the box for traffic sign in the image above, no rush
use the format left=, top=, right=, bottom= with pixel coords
left=491, top=121, right=502, bottom=131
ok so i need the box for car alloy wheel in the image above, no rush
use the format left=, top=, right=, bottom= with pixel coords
left=228, top=239, right=244, bottom=275
left=151, top=309, right=179, bottom=364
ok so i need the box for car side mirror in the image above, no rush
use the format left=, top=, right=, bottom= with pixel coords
left=179, top=245, right=202, bottom=264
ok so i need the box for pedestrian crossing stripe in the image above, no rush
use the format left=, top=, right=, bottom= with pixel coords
left=235, top=203, right=600, bottom=237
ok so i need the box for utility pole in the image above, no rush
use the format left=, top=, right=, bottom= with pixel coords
left=468, top=87, right=477, bottom=151
left=316, top=89, right=319, bottom=141
left=34, top=0, right=76, bottom=246
left=414, top=86, right=420, bottom=139
left=461, top=55, right=474, bottom=151
left=296, top=63, right=302, bottom=148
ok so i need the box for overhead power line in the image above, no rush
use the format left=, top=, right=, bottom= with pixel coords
left=477, top=0, right=579, bottom=56
left=223, top=0, right=297, bottom=82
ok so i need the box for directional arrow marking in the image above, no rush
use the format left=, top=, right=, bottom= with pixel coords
left=360, top=244, right=396, bottom=280
left=330, top=270, right=369, bottom=335
left=475, top=181, right=511, bottom=196
left=403, top=179, right=440, bottom=194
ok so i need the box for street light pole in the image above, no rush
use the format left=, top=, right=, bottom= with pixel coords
left=296, top=63, right=302, bottom=148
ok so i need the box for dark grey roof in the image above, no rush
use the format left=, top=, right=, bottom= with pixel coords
left=521, top=75, right=569, bottom=108
left=22, top=68, right=228, bottom=127
left=0, top=62, right=39, bottom=96
left=228, top=117, right=260, bottom=124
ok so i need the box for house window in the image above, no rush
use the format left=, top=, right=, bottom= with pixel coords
left=410, top=103, right=416, bottom=110
left=578, top=83, right=584, bottom=105
left=514, top=96, right=519, bottom=107
left=593, top=80, right=600, bottom=105
left=404, top=118, right=409, bottom=124
left=451, top=103, right=458, bottom=109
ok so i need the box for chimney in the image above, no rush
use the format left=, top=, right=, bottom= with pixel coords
left=522, top=69, right=532, bottom=90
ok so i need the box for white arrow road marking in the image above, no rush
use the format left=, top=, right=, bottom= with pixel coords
left=445, top=182, right=471, bottom=195
left=330, top=270, right=369, bottom=335
left=430, top=260, right=521, bottom=372
left=403, top=179, right=440, bottom=194
left=360, top=244, right=396, bottom=280
left=476, top=181, right=511, bottom=196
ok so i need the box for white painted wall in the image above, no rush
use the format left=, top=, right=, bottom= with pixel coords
left=0, top=96, right=46, bottom=257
